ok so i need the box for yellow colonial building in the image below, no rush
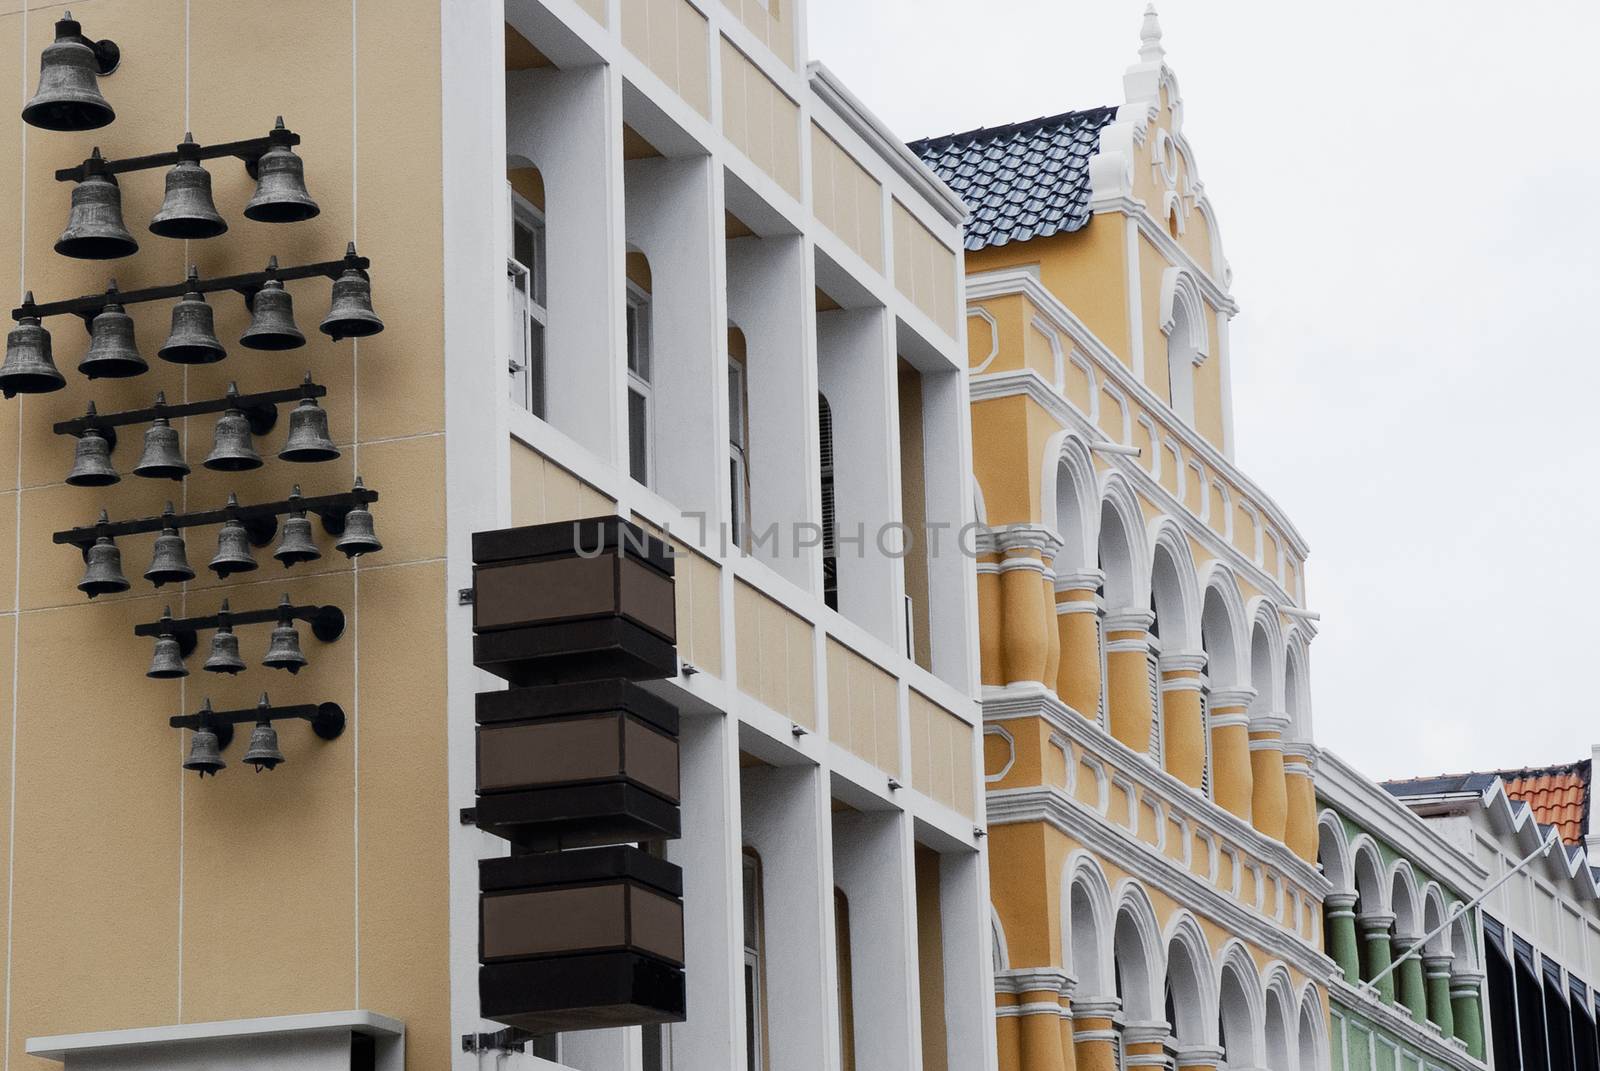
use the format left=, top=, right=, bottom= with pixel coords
left=911, top=10, right=1334, bottom=1071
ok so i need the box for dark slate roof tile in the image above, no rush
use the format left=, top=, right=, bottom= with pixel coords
left=907, top=106, right=1119, bottom=251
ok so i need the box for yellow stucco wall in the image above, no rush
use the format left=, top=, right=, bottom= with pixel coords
left=0, top=1, right=450, bottom=1066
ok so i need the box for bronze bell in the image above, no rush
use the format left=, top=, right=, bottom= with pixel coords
left=56, top=159, right=137, bottom=260
left=320, top=244, right=385, bottom=340
left=240, top=264, right=304, bottom=351
left=0, top=301, right=65, bottom=398
left=147, top=609, right=188, bottom=680
left=279, top=397, right=339, bottom=463
left=211, top=503, right=258, bottom=579
left=79, top=291, right=147, bottom=379
left=242, top=716, right=284, bottom=772
left=66, top=424, right=118, bottom=487
left=78, top=516, right=130, bottom=598
left=204, top=606, right=246, bottom=675
left=145, top=504, right=194, bottom=587
left=335, top=477, right=383, bottom=558
left=205, top=401, right=262, bottom=472
left=244, top=119, right=319, bottom=223
left=273, top=500, right=320, bottom=568
left=183, top=705, right=226, bottom=777
left=262, top=598, right=307, bottom=674
left=134, top=400, right=189, bottom=480
left=149, top=134, right=227, bottom=240
left=22, top=13, right=117, bottom=133
left=158, top=270, right=226, bottom=364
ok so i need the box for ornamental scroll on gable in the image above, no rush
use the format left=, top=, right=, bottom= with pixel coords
left=1088, top=5, right=1230, bottom=287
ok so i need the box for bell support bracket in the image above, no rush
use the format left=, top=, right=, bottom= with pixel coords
left=48, top=16, right=119, bottom=77
left=135, top=601, right=346, bottom=658
left=169, top=700, right=347, bottom=751
left=54, top=377, right=326, bottom=443
left=55, top=122, right=300, bottom=184
left=14, top=248, right=370, bottom=333
left=53, top=484, right=378, bottom=554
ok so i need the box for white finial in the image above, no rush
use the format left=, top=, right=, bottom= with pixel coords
left=1139, top=4, right=1165, bottom=65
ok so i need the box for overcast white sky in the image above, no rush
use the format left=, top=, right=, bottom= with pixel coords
left=807, top=1, right=1600, bottom=781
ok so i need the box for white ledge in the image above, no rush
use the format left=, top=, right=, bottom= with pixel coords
left=26, top=1010, right=405, bottom=1061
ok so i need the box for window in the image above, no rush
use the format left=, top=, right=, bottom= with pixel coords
left=742, top=850, right=767, bottom=1071
left=728, top=345, right=749, bottom=551
left=627, top=284, right=653, bottom=486
left=819, top=393, right=837, bottom=610
left=508, top=193, right=547, bottom=417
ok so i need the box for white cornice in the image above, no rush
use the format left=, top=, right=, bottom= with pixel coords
left=984, top=689, right=1327, bottom=895
left=1316, top=749, right=1489, bottom=899
left=807, top=62, right=969, bottom=228
left=1328, top=976, right=1486, bottom=1071
left=965, top=267, right=1309, bottom=562
left=987, top=783, right=1334, bottom=984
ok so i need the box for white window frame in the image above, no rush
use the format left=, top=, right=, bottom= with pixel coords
left=626, top=282, right=654, bottom=487
left=729, top=358, right=749, bottom=551
left=507, top=189, right=547, bottom=417
left=743, top=851, right=766, bottom=1071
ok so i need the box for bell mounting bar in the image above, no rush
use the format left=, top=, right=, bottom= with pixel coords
left=55, top=119, right=300, bottom=184
left=52, top=375, right=326, bottom=443
left=169, top=699, right=347, bottom=748
left=135, top=600, right=346, bottom=645
left=52, top=482, right=378, bottom=550
left=12, top=245, right=369, bottom=324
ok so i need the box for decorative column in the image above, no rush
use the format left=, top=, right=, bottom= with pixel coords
left=997, top=527, right=1061, bottom=688
left=1041, top=551, right=1062, bottom=695
left=1323, top=892, right=1362, bottom=983
left=1055, top=569, right=1105, bottom=720
left=1058, top=975, right=1080, bottom=1071
left=1422, top=954, right=1456, bottom=1038
left=1357, top=912, right=1397, bottom=1003
left=1393, top=936, right=1428, bottom=1023
left=1104, top=609, right=1157, bottom=752
left=1158, top=650, right=1208, bottom=788
left=996, top=984, right=1025, bottom=1071
left=977, top=530, right=1005, bottom=688
left=1247, top=712, right=1290, bottom=842
left=1175, top=1045, right=1226, bottom=1071
left=1004, top=967, right=1072, bottom=1071
left=1282, top=744, right=1318, bottom=862
left=1207, top=686, right=1256, bottom=821
left=1450, top=969, right=1486, bottom=1061
left=1123, top=1022, right=1176, bottom=1071
left=1071, top=997, right=1124, bottom=1071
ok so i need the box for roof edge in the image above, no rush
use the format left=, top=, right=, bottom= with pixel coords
left=806, top=61, right=969, bottom=228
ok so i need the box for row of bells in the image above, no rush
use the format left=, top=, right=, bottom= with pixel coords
left=184, top=698, right=287, bottom=776
left=0, top=260, right=382, bottom=397
left=149, top=598, right=314, bottom=680
left=60, top=131, right=317, bottom=260
left=78, top=487, right=381, bottom=598
left=67, top=392, right=338, bottom=487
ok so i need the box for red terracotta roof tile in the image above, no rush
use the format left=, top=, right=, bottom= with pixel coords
left=1493, top=761, right=1591, bottom=847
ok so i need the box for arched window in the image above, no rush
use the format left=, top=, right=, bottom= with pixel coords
left=1167, top=298, right=1196, bottom=426
left=507, top=165, right=547, bottom=417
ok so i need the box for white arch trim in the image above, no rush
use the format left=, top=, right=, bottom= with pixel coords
left=1040, top=431, right=1100, bottom=574
left=1159, top=267, right=1209, bottom=363
left=1316, top=809, right=1353, bottom=894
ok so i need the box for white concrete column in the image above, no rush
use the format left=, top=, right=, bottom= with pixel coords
left=669, top=710, right=746, bottom=1068
left=833, top=809, right=918, bottom=1071
left=816, top=306, right=899, bottom=644
left=624, top=153, right=721, bottom=516
left=505, top=62, right=620, bottom=462
left=740, top=763, right=833, bottom=1071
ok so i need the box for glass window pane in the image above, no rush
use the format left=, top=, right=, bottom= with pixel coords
left=629, top=389, right=649, bottom=485
left=513, top=221, right=534, bottom=273
left=528, top=323, right=546, bottom=419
